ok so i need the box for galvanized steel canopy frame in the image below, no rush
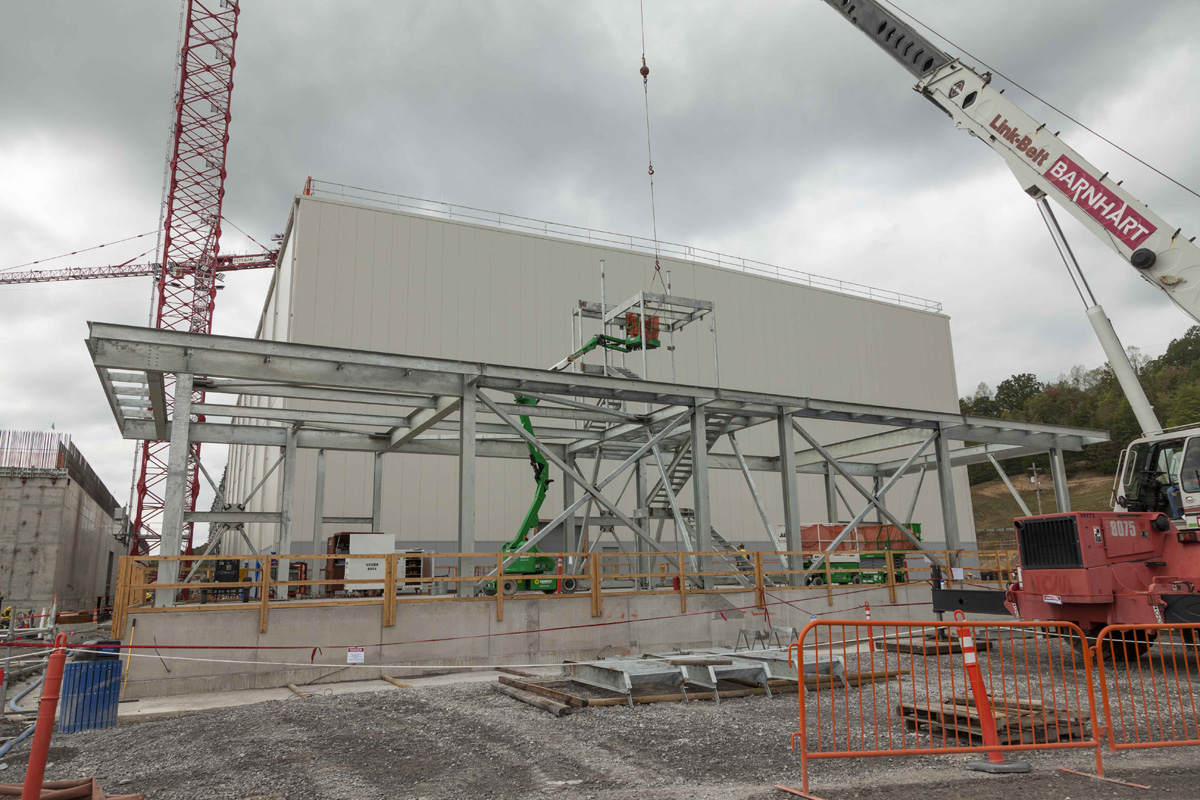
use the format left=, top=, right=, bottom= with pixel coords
left=86, top=322, right=1108, bottom=603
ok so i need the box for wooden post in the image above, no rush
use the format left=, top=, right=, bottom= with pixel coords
left=993, top=551, right=1002, bottom=588
left=678, top=555, right=687, bottom=613
left=753, top=550, right=765, bottom=609
left=259, top=557, right=271, bottom=634
left=383, top=554, right=397, bottom=627
left=496, top=554, right=505, bottom=622
left=112, top=558, right=129, bottom=638
left=886, top=550, right=897, bottom=603
left=590, top=555, right=602, bottom=618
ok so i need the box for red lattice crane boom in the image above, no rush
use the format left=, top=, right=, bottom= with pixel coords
left=132, top=0, right=243, bottom=557
left=0, top=253, right=274, bottom=286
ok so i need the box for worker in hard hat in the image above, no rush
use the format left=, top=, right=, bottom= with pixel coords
left=1, top=605, right=11, bottom=632
left=737, top=544, right=752, bottom=573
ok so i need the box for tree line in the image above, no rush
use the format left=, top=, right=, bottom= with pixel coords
left=959, top=325, right=1200, bottom=483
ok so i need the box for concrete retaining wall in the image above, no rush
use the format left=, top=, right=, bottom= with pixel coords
left=121, top=584, right=947, bottom=698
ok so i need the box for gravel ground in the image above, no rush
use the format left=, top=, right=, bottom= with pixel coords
left=1, top=667, right=1199, bottom=800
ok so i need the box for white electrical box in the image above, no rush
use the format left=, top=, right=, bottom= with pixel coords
left=345, top=532, right=393, bottom=591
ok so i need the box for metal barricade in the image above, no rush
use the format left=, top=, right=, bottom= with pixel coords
left=1094, top=623, right=1200, bottom=752
left=789, top=617, right=1101, bottom=796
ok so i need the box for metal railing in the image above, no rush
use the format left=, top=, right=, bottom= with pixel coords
left=304, top=179, right=944, bottom=314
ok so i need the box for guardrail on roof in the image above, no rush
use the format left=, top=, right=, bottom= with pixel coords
left=305, top=179, right=944, bottom=314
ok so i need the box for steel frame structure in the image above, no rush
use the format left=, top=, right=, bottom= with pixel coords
left=131, top=0, right=242, bottom=557
left=87, top=322, right=1108, bottom=606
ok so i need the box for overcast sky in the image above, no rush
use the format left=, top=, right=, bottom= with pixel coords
left=3, top=0, right=1199, bottom=515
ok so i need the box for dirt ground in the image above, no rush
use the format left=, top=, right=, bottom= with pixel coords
left=1, top=676, right=1198, bottom=800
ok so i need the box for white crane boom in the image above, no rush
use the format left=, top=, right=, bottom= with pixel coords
left=821, top=0, right=1200, bottom=434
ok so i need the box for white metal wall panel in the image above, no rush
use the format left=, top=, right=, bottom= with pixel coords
left=229, top=195, right=974, bottom=555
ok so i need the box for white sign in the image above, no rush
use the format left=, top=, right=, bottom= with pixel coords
left=1043, top=594, right=1063, bottom=605
left=347, top=646, right=365, bottom=664
left=951, top=567, right=965, bottom=580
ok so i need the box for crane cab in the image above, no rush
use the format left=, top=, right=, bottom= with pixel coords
left=1112, top=426, right=1200, bottom=531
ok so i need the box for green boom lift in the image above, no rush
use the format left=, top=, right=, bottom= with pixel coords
left=484, top=318, right=660, bottom=596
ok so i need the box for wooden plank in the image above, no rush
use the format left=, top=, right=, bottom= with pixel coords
left=498, top=676, right=587, bottom=708
left=383, top=554, right=397, bottom=627
left=381, top=675, right=412, bottom=689
left=493, top=683, right=572, bottom=716
left=259, top=557, right=271, bottom=633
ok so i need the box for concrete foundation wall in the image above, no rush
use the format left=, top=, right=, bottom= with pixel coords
left=0, top=474, right=121, bottom=612
left=122, top=585, right=944, bottom=698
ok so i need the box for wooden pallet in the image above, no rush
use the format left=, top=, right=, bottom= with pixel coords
left=898, top=695, right=1089, bottom=745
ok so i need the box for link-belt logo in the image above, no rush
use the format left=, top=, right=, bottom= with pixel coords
left=988, top=115, right=1051, bottom=167
left=1108, top=519, right=1139, bottom=538
left=1044, top=154, right=1157, bottom=249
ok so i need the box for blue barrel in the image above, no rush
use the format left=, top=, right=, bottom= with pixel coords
left=58, top=660, right=122, bottom=733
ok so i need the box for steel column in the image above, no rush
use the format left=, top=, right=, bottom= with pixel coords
left=563, top=455, right=578, bottom=571
left=459, top=380, right=477, bottom=586
left=691, top=404, right=712, bottom=584
left=824, top=466, right=839, bottom=523
left=933, top=425, right=962, bottom=554
left=275, top=426, right=298, bottom=600
left=372, top=452, right=384, bottom=530
left=635, top=458, right=649, bottom=589
left=155, top=372, right=194, bottom=608
left=777, top=412, right=802, bottom=582
left=313, top=449, right=326, bottom=555
left=1048, top=448, right=1071, bottom=512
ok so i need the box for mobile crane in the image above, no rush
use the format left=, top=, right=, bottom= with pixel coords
left=821, top=0, right=1200, bottom=636
left=482, top=316, right=661, bottom=596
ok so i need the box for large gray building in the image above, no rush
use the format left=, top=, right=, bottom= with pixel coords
left=0, top=432, right=124, bottom=614
left=224, top=190, right=974, bottom=559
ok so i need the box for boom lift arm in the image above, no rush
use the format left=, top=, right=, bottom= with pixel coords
left=490, top=327, right=660, bottom=594
left=821, top=0, right=1200, bottom=433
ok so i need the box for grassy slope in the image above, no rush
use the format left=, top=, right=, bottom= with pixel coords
left=970, top=472, right=1114, bottom=549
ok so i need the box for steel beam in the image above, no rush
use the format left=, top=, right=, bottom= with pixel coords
left=987, top=454, right=1032, bottom=517
left=790, top=419, right=932, bottom=559
left=89, top=323, right=1109, bottom=452
left=388, top=396, right=460, bottom=451
left=147, top=371, right=168, bottom=440
left=729, top=432, right=780, bottom=564
left=184, top=511, right=283, bottom=523
left=794, top=428, right=928, bottom=467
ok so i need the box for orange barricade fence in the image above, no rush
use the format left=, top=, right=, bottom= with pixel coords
left=1095, top=623, right=1200, bottom=752
left=789, top=617, right=1102, bottom=796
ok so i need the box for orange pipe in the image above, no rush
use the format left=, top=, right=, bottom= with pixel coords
left=21, top=633, right=68, bottom=800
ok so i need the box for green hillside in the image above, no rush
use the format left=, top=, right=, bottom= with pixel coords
left=971, top=472, right=1115, bottom=550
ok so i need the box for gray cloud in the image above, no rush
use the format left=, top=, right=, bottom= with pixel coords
left=3, top=0, right=1200, bottom=525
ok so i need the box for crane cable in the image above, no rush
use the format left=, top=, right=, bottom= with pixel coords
left=640, top=0, right=667, bottom=293
left=1, top=230, right=157, bottom=273
left=879, top=0, right=1200, bottom=204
